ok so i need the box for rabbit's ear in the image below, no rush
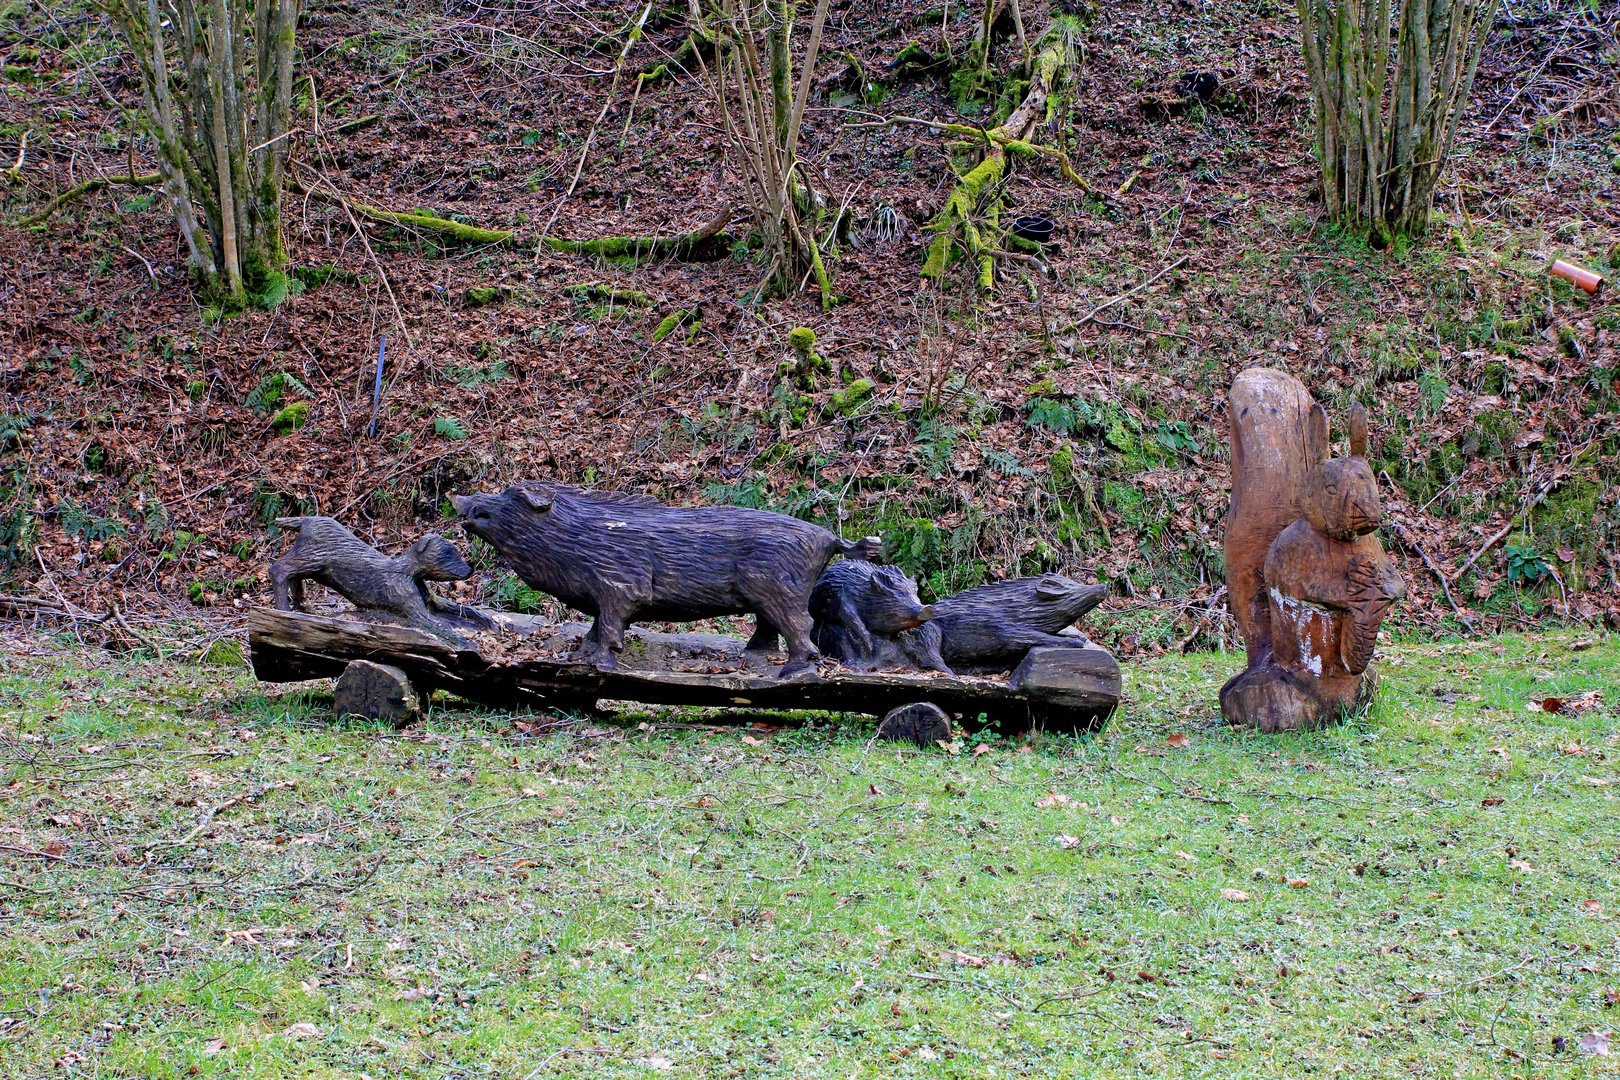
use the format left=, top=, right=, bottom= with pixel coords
left=1348, top=403, right=1369, bottom=458
left=1306, top=402, right=1329, bottom=464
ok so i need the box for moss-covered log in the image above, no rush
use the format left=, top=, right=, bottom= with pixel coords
left=564, top=282, right=655, bottom=305
left=348, top=201, right=514, bottom=245
left=16, top=172, right=161, bottom=227
left=544, top=204, right=733, bottom=264
left=923, top=22, right=1078, bottom=288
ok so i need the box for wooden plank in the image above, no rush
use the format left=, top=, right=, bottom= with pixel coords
left=248, top=608, right=1119, bottom=733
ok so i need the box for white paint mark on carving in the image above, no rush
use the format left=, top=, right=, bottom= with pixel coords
left=1270, top=587, right=1331, bottom=677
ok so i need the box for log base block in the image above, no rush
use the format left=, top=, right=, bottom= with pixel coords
left=334, top=660, right=421, bottom=725
left=1219, top=661, right=1377, bottom=734
left=876, top=702, right=955, bottom=748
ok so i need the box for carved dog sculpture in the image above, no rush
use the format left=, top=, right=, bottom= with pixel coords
left=268, top=516, right=479, bottom=643
left=809, top=559, right=938, bottom=672
left=900, top=574, right=1108, bottom=673
left=452, top=483, right=879, bottom=677
left=1221, top=368, right=1405, bottom=732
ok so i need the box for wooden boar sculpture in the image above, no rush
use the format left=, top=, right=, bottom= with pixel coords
left=901, top=575, right=1108, bottom=675
left=810, top=560, right=937, bottom=672
left=1221, top=369, right=1405, bottom=732
left=452, top=483, right=880, bottom=678
left=808, top=569, right=1107, bottom=676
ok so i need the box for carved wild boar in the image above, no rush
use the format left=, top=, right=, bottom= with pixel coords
left=452, top=483, right=878, bottom=678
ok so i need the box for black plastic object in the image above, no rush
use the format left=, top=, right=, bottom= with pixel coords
left=1010, top=215, right=1056, bottom=244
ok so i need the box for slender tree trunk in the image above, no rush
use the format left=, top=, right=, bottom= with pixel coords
left=1298, top=0, right=1497, bottom=243
left=111, top=0, right=300, bottom=305
left=704, top=0, right=834, bottom=305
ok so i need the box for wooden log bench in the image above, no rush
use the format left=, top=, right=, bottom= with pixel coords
left=247, top=608, right=1121, bottom=737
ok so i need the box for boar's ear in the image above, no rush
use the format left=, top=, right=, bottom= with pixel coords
left=1035, top=576, right=1070, bottom=600
left=518, top=488, right=554, bottom=512
left=869, top=576, right=885, bottom=592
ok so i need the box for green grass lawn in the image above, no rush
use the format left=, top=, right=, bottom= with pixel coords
left=1, top=631, right=1617, bottom=1078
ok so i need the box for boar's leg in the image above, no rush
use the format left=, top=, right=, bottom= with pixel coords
left=744, top=618, right=779, bottom=653
left=758, top=599, right=820, bottom=679
left=579, top=605, right=632, bottom=671
left=269, top=557, right=303, bottom=611
left=828, top=595, right=875, bottom=656
left=813, top=623, right=871, bottom=670
left=898, top=623, right=953, bottom=675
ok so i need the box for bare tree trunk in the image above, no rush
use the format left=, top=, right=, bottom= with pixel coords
left=111, top=0, right=301, bottom=305
left=702, top=0, right=834, bottom=306
left=1299, top=0, right=1497, bottom=244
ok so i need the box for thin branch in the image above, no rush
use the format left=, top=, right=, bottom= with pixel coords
left=1070, top=255, right=1188, bottom=328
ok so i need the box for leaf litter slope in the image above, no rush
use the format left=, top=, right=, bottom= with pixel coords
left=1, top=0, right=1616, bottom=653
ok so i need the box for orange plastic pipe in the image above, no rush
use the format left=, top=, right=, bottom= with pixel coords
left=1549, top=259, right=1605, bottom=295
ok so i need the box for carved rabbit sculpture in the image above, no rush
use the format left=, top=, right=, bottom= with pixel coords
left=1221, top=369, right=1405, bottom=732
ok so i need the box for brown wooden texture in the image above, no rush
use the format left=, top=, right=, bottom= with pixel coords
left=247, top=608, right=1120, bottom=734
left=1221, top=368, right=1405, bottom=732
left=451, top=483, right=880, bottom=677
left=876, top=702, right=955, bottom=748
left=334, top=660, right=420, bottom=725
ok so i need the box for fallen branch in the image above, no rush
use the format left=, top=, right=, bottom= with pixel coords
left=329, top=114, right=382, bottom=136
left=344, top=199, right=513, bottom=245
left=544, top=203, right=734, bottom=262
left=1449, top=455, right=1587, bottom=583
left=544, top=2, right=654, bottom=237
left=885, top=115, right=1110, bottom=201
left=16, top=171, right=162, bottom=227
left=1071, top=255, right=1188, bottom=328
left=1380, top=471, right=1474, bottom=631
left=291, top=172, right=514, bottom=246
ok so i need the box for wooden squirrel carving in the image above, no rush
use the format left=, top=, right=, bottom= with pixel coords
left=1221, top=369, right=1405, bottom=732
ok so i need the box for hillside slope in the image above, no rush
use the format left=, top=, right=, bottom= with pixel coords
left=2, top=0, right=1617, bottom=653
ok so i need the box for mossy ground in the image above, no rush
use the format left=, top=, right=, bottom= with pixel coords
left=2, top=629, right=1617, bottom=1077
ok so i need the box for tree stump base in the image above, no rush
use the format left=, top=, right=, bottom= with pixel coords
left=876, top=702, right=954, bottom=748
left=334, top=660, right=420, bottom=725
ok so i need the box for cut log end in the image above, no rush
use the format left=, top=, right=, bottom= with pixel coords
left=876, top=702, right=954, bottom=748
left=334, top=660, right=420, bottom=726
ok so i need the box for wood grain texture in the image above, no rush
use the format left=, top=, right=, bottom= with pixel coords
left=268, top=516, right=490, bottom=645
left=247, top=608, right=1120, bottom=734
left=1221, top=369, right=1405, bottom=733
left=452, top=483, right=879, bottom=678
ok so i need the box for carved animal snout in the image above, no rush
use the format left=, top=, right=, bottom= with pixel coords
left=1348, top=496, right=1380, bottom=535
left=905, top=604, right=936, bottom=629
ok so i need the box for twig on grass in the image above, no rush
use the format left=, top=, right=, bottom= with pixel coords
left=1395, top=952, right=1538, bottom=1005
left=909, top=971, right=1028, bottom=1008
left=1104, top=759, right=1232, bottom=805
left=0, top=845, right=69, bottom=862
